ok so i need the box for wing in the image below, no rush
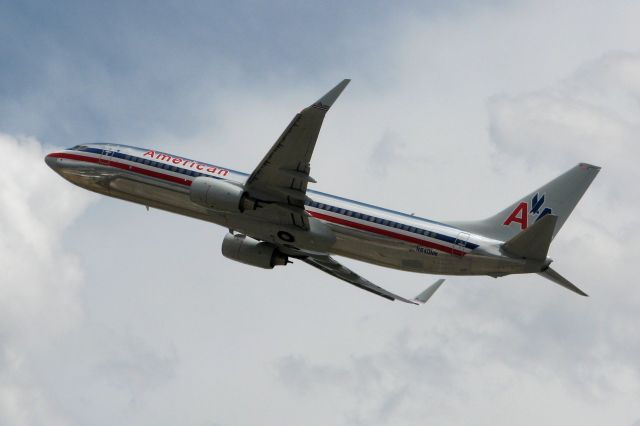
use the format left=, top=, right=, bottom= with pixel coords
left=244, top=79, right=350, bottom=229
left=300, top=255, right=444, bottom=305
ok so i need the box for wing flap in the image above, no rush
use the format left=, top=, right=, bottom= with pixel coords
left=301, top=255, right=439, bottom=305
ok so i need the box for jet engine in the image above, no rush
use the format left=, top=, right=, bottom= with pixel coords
left=190, top=176, right=256, bottom=212
left=221, top=233, right=288, bottom=269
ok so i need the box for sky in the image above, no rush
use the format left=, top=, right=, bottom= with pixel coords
left=1, top=0, right=640, bottom=425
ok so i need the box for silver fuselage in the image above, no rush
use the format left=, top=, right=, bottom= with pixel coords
left=45, top=144, right=545, bottom=277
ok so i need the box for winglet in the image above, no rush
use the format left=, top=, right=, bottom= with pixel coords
left=312, top=79, right=350, bottom=111
left=413, top=279, right=445, bottom=304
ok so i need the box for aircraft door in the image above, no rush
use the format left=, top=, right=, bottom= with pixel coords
left=99, top=144, right=115, bottom=165
left=452, top=231, right=471, bottom=256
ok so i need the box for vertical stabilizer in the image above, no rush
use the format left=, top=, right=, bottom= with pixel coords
left=451, top=163, right=600, bottom=242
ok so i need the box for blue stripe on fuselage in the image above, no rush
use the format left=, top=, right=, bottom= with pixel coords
left=73, top=145, right=478, bottom=251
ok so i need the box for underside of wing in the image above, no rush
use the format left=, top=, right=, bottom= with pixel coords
left=300, top=255, right=442, bottom=305
left=244, top=79, right=350, bottom=229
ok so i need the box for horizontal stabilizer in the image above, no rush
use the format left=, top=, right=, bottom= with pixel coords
left=538, top=267, right=588, bottom=297
left=502, top=214, right=557, bottom=260
left=413, top=279, right=445, bottom=304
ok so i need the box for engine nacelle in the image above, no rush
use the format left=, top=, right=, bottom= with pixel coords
left=221, top=233, right=288, bottom=269
left=190, top=176, right=257, bottom=213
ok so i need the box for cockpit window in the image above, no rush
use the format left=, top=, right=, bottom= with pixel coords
left=68, top=144, right=89, bottom=151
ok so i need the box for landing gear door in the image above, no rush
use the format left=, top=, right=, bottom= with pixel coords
left=99, top=144, right=115, bottom=165
left=452, top=231, right=471, bottom=256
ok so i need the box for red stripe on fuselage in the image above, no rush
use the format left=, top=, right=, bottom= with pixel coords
left=51, top=152, right=466, bottom=256
left=308, top=210, right=465, bottom=256
left=48, top=152, right=193, bottom=186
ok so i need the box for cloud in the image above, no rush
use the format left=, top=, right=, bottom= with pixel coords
left=0, top=134, right=94, bottom=425
left=2, top=1, right=640, bottom=425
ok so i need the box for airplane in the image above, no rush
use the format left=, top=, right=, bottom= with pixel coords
left=45, top=79, right=601, bottom=305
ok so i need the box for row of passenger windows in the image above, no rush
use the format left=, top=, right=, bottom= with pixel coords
left=309, top=201, right=438, bottom=237
left=102, top=151, right=436, bottom=239
left=105, top=151, right=437, bottom=239
left=120, top=154, right=206, bottom=178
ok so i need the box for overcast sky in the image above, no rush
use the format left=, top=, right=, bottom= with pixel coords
left=1, top=1, right=640, bottom=425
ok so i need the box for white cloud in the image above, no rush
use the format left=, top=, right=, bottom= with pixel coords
left=0, top=134, right=94, bottom=425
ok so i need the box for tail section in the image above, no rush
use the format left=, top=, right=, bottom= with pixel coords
left=502, top=214, right=557, bottom=260
left=452, top=163, right=600, bottom=242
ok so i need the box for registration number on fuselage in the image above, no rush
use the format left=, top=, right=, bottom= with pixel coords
left=415, top=246, right=438, bottom=256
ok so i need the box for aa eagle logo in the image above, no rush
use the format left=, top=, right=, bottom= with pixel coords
left=503, top=193, right=553, bottom=230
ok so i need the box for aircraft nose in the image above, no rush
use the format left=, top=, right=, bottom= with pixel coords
left=44, top=153, right=59, bottom=171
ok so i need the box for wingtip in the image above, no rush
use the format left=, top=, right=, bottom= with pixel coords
left=413, top=279, right=445, bottom=304
left=313, top=79, right=351, bottom=110
left=578, top=163, right=602, bottom=172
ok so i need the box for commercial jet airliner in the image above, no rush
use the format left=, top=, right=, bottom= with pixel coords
left=45, top=80, right=600, bottom=304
